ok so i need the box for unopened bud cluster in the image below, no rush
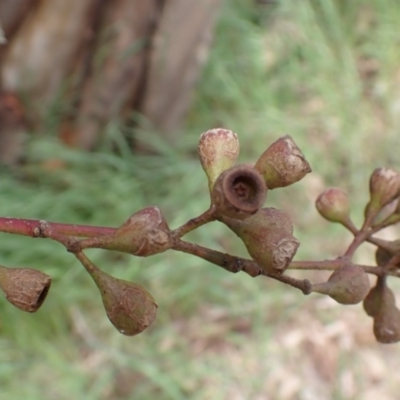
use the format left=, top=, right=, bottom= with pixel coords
left=199, top=129, right=311, bottom=274
left=3, top=127, right=400, bottom=345
left=314, top=164, right=400, bottom=343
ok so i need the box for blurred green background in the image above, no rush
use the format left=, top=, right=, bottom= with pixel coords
left=1, top=0, right=400, bottom=399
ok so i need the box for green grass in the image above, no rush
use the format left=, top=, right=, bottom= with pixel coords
left=2, top=0, right=400, bottom=399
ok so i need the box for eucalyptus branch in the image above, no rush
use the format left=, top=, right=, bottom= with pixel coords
left=1, top=129, right=400, bottom=343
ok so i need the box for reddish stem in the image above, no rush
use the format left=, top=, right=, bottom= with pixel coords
left=0, top=217, right=116, bottom=238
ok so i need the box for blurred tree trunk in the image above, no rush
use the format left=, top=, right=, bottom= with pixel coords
left=0, top=0, right=222, bottom=162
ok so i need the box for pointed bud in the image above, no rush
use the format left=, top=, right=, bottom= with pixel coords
left=363, top=276, right=395, bottom=317
left=198, top=128, right=239, bottom=191
left=315, top=187, right=351, bottom=225
left=254, top=135, right=311, bottom=189
left=372, top=198, right=398, bottom=226
left=365, top=168, right=400, bottom=218
left=211, top=164, right=267, bottom=220
left=311, top=263, right=370, bottom=305
left=0, top=266, right=51, bottom=312
left=78, top=207, right=172, bottom=256
left=83, top=260, right=157, bottom=336
left=221, top=209, right=299, bottom=274
left=371, top=279, right=400, bottom=343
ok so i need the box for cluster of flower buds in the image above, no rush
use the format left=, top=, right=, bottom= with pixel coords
left=5, top=128, right=400, bottom=344
left=314, top=166, right=400, bottom=343
left=199, top=129, right=311, bottom=274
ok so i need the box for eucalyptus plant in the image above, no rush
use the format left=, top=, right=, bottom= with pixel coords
left=1, top=128, right=400, bottom=343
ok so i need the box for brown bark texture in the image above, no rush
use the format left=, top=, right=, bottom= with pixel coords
left=0, top=0, right=222, bottom=162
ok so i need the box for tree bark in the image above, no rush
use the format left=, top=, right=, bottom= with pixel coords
left=138, top=0, right=223, bottom=143
left=0, top=0, right=222, bottom=159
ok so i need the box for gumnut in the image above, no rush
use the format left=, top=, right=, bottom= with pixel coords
left=211, top=164, right=267, bottom=220
left=371, top=278, right=400, bottom=343
left=198, top=128, right=239, bottom=191
left=315, top=187, right=351, bottom=225
left=80, top=255, right=157, bottom=336
left=254, top=135, right=311, bottom=189
left=363, top=276, right=395, bottom=317
left=365, top=168, right=400, bottom=218
left=220, top=208, right=299, bottom=274
left=311, top=263, right=370, bottom=305
left=0, top=265, right=51, bottom=312
left=76, top=207, right=172, bottom=256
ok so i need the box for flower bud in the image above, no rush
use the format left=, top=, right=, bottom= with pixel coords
left=371, top=280, right=400, bottom=343
left=211, top=164, right=267, bottom=220
left=84, top=260, right=157, bottom=336
left=374, top=240, right=400, bottom=268
left=221, top=210, right=299, bottom=274
left=0, top=266, right=51, bottom=312
left=78, top=207, right=172, bottom=256
left=372, top=198, right=398, bottom=226
left=311, top=263, right=370, bottom=305
left=254, top=135, right=311, bottom=189
left=363, top=276, right=395, bottom=317
left=315, top=187, right=351, bottom=225
left=365, top=168, right=400, bottom=218
left=198, top=128, right=239, bottom=191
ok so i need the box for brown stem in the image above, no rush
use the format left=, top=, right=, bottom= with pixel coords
left=341, top=217, right=358, bottom=235
left=266, top=274, right=312, bottom=295
left=290, top=259, right=400, bottom=277
left=344, top=229, right=371, bottom=258
left=289, top=258, right=347, bottom=270
left=74, top=251, right=97, bottom=274
left=173, top=240, right=318, bottom=294
left=173, top=239, right=260, bottom=276
left=172, top=206, right=217, bottom=239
